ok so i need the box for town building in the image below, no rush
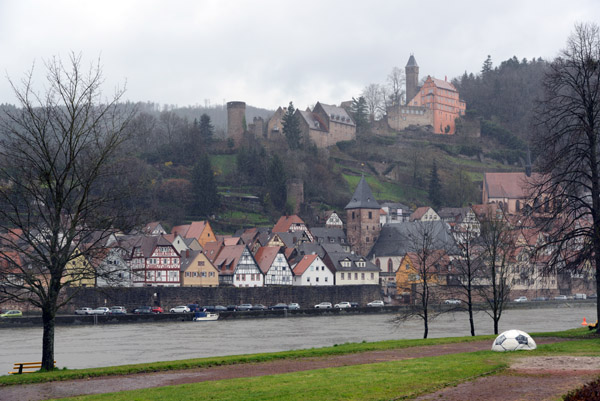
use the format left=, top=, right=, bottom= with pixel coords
left=345, top=176, right=381, bottom=257
left=292, top=254, right=334, bottom=286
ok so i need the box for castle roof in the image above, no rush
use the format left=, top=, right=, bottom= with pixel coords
left=315, top=103, right=355, bottom=127
left=484, top=172, right=540, bottom=199
left=345, top=176, right=380, bottom=210
left=428, top=76, right=458, bottom=92
left=406, top=54, right=418, bottom=67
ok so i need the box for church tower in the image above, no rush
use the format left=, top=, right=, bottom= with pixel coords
left=345, top=176, right=381, bottom=256
left=405, top=54, right=419, bottom=105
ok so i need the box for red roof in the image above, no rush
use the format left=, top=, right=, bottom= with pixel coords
left=410, top=207, right=432, bottom=221
left=213, top=245, right=245, bottom=273
left=171, top=221, right=209, bottom=240
left=293, top=254, right=318, bottom=275
left=484, top=172, right=542, bottom=199
left=273, top=215, right=305, bottom=233
left=254, top=246, right=281, bottom=274
left=203, top=242, right=224, bottom=263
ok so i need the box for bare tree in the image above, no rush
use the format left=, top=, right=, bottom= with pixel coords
left=476, top=207, right=514, bottom=334
left=385, top=66, right=405, bottom=107
left=395, top=221, right=455, bottom=338
left=361, top=83, right=384, bottom=120
left=450, top=221, right=484, bottom=336
left=531, top=23, right=600, bottom=334
left=0, top=54, right=137, bottom=370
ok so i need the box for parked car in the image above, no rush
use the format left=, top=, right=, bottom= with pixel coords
left=110, top=306, right=127, bottom=314
left=589, top=294, right=597, bottom=299
left=214, top=305, right=228, bottom=312
left=288, top=303, right=300, bottom=310
left=187, top=304, right=200, bottom=312
left=366, top=300, right=384, bottom=307
left=575, top=293, right=587, bottom=300
left=269, top=303, right=289, bottom=310
left=514, top=296, right=528, bottom=302
left=133, top=306, right=153, bottom=314
left=74, top=307, right=93, bottom=315
left=252, top=304, right=267, bottom=311
left=532, top=297, right=548, bottom=301
left=444, top=299, right=461, bottom=305
left=314, top=302, right=332, bottom=309
left=226, top=305, right=238, bottom=311
left=170, top=305, right=190, bottom=313
left=334, top=302, right=352, bottom=309
left=349, top=302, right=359, bottom=308
left=202, top=305, right=216, bottom=312
left=0, top=309, right=22, bottom=318
left=237, top=304, right=253, bottom=311
left=152, top=306, right=164, bottom=314
left=89, top=307, right=110, bottom=315
left=554, top=295, right=568, bottom=300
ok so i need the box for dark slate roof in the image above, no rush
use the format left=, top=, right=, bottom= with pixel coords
left=406, top=54, right=418, bottom=67
left=345, top=176, right=380, bottom=210
left=327, top=251, right=379, bottom=272
left=367, top=221, right=457, bottom=258
left=310, top=227, right=347, bottom=244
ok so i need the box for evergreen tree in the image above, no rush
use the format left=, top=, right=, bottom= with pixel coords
left=189, top=153, right=220, bottom=217
left=198, top=113, right=214, bottom=143
left=428, top=160, right=442, bottom=209
left=267, top=154, right=287, bottom=210
left=282, top=101, right=301, bottom=149
left=349, top=96, right=368, bottom=134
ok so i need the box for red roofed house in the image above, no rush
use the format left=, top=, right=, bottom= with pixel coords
left=129, top=235, right=181, bottom=287
left=482, top=172, right=543, bottom=215
left=272, top=215, right=313, bottom=241
left=409, top=207, right=440, bottom=222
left=171, top=221, right=216, bottom=248
left=292, top=254, right=334, bottom=286
left=213, top=244, right=263, bottom=287
left=254, top=246, right=293, bottom=285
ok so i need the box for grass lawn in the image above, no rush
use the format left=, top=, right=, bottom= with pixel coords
left=57, top=338, right=600, bottom=401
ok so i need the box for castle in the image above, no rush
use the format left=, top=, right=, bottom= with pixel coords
left=387, top=55, right=466, bottom=135
left=227, top=55, right=467, bottom=148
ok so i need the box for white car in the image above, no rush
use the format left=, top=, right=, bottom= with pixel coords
left=74, top=307, right=93, bottom=315
left=89, top=307, right=110, bottom=315
left=514, top=296, right=528, bottom=302
left=334, top=302, right=352, bottom=309
left=170, top=305, right=190, bottom=313
left=554, top=295, right=568, bottom=300
left=367, top=300, right=385, bottom=307
left=314, top=302, right=332, bottom=309
left=444, top=299, right=462, bottom=305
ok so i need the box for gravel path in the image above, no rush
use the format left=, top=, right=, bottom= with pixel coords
left=0, top=338, right=592, bottom=401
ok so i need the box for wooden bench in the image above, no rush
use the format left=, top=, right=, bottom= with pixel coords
left=9, top=361, right=55, bottom=374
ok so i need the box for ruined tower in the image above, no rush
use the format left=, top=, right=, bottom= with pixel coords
left=345, top=176, right=381, bottom=256
left=405, top=54, right=419, bottom=105
left=227, top=101, right=246, bottom=146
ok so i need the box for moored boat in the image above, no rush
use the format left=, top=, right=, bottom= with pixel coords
left=193, top=312, right=219, bottom=321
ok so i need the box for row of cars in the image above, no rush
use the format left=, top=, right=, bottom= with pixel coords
left=314, top=300, right=385, bottom=309
left=514, top=293, right=597, bottom=302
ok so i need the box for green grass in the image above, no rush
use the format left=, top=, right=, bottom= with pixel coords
left=0, top=336, right=494, bottom=387
left=209, top=154, right=236, bottom=177
left=61, top=352, right=510, bottom=401
left=218, top=210, right=270, bottom=225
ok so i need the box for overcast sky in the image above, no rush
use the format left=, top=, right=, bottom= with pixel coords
left=1, top=0, right=599, bottom=111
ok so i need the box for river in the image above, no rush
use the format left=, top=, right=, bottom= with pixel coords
left=0, top=305, right=596, bottom=373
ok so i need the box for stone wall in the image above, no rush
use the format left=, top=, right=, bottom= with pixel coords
left=61, top=285, right=380, bottom=312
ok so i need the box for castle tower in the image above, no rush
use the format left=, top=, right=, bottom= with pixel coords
left=405, top=54, right=419, bottom=105
left=227, top=101, right=246, bottom=146
left=345, top=176, right=381, bottom=256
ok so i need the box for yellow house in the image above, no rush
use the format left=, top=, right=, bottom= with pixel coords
left=63, top=249, right=96, bottom=287
left=395, top=251, right=448, bottom=293
left=180, top=250, right=219, bottom=287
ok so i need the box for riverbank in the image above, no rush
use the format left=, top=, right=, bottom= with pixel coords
left=1, top=330, right=598, bottom=401
left=0, top=299, right=595, bottom=328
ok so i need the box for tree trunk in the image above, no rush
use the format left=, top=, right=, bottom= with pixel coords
left=41, top=306, right=56, bottom=371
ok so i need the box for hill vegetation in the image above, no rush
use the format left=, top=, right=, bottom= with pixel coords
left=0, top=55, right=544, bottom=232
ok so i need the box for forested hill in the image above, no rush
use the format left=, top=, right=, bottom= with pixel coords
left=453, top=56, right=548, bottom=146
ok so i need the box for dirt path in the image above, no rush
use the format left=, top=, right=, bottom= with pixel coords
left=0, top=338, right=594, bottom=401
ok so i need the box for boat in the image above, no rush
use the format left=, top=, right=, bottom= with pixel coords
left=193, top=311, right=219, bottom=321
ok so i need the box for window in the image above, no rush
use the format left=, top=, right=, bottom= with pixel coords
left=316, top=277, right=319, bottom=282
left=242, top=274, right=246, bottom=280
left=307, top=277, right=310, bottom=282
left=361, top=273, right=365, bottom=280
left=371, top=273, right=374, bottom=279
left=236, top=274, right=240, bottom=281
left=198, top=261, right=205, bottom=267
left=368, top=211, right=372, bottom=219
left=355, top=273, right=358, bottom=280
left=201, top=272, right=207, bottom=277
left=325, top=277, right=328, bottom=282
left=388, top=259, right=393, bottom=273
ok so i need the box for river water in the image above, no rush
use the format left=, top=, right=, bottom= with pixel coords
left=0, top=305, right=596, bottom=373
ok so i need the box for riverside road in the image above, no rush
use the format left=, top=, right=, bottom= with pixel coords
left=0, top=305, right=596, bottom=373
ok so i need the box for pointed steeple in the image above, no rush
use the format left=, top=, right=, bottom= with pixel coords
left=345, top=176, right=380, bottom=210
left=406, top=54, right=418, bottom=67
